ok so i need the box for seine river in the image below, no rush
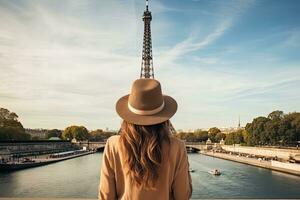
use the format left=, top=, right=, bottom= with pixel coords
left=1, top=153, right=300, bottom=199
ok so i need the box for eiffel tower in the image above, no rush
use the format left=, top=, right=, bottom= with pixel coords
left=139, top=0, right=176, bottom=134
left=140, top=0, right=154, bottom=79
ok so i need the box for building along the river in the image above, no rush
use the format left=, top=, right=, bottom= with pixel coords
left=25, top=128, right=49, bottom=139
left=0, top=140, right=78, bottom=161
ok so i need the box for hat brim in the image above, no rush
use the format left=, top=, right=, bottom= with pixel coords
left=116, top=95, right=177, bottom=125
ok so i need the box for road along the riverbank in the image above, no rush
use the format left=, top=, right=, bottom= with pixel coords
left=201, top=151, right=300, bottom=176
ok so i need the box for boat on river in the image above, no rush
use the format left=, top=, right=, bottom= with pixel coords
left=189, top=168, right=195, bottom=173
left=210, top=169, right=221, bottom=175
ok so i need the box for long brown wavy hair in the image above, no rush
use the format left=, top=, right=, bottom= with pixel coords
left=119, top=120, right=171, bottom=189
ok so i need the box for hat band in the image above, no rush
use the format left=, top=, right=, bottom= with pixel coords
left=128, top=101, right=165, bottom=116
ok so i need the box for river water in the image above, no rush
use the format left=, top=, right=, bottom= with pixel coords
left=0, top=153, right=300, bottom=199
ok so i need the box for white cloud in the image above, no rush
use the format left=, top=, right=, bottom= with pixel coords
left=158, top=0, right=256, bottom=65
left=0, top=0, right=142, bottom=129
left=1, top=0, right=299, bottom=131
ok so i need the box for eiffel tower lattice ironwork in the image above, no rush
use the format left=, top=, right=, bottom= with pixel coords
left=140, top=0, right=154, bottom=79
left=138, top=0, right=176, bottom=134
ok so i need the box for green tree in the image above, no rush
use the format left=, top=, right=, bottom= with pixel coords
left=245, top=116, right=270, bottom=145
left=278, top=113, right=298, bottom=145
left=194, top=130, right=209, bottom=142
left=208, top=127, right=221, bottom=142
left=225, top=130, right=244, bottom=145
left=290, top=113, right=300, bottom=142
left=90, top=129, right=104, bottom=141
left=62, top=126, right=89, bottom=141
left=242, top=130, right=251, bottom=145
left=0, top=108, right=18, bottom=121
left=268, top=110, right=284, bottom=121
left=175, top=132, right=187, bottom=140
left=264, top=119, right=280, bottom=145
left=215, top=132, right=226, bottom=142
left=46, top=129, right=62, bottom=139
left=90, top=129, right=116, bottom=141
left=0, top=108, right=30, bottom=141
left=245, top=111, right=300, bottom=146
left=225, top=132, right=235, bottom=145
left=185, top=132, right=197, bottom=142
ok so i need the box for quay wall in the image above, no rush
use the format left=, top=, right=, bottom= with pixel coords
left=221, top=145, right=300, bottom=160
left=0, top=141, right=77, bottom=157
left=271, top=160, right=300, bottom=171
left=201, top=151, right=300, bottom=176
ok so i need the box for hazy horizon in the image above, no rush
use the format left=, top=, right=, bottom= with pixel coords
left=1, top=0, right=300, bottom=130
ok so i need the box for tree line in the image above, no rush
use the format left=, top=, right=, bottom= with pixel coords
left=224, top=111, right=300, bottom=146
left=1, top=107, right=300, bottom=146
left=175, top=111, right=300, bottom=146
left=175, top=127, right=226, bottom=143
left=40, top=127, right=116, bottom=141
left=0, top=108, right=116, bottom=141
left=58, top=126, right=116, bottom=141
left=243, top=111, right=300, bottom=146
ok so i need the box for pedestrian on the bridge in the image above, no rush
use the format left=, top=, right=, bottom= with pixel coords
left=98, top=78, right=192, bottom=200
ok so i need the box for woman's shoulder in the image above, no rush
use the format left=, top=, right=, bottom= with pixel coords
left=169, top=136, right=186, bottom=150
left=167, top=136, right=187, bottom=166
left=104, top=135, right=121, bottom=156
left=106, top=135, right=121, bottom=147
left=169, top=135, right=185, bottom=144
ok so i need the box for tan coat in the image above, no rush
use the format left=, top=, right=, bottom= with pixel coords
left=98, top=135, right=192, bottom=200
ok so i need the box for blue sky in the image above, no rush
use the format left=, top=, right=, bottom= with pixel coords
left=0, top=0, right=300, bottom=131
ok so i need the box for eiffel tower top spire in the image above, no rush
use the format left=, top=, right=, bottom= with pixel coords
left=146, top=0, right=149, bottom=11
left=140, top=0, right=154, bottom=79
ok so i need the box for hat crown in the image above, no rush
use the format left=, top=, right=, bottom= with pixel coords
left=128, top=79, right=164, bottom=111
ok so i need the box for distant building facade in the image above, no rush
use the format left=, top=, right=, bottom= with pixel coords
left=0, top=140, right=77, bottom=160
left=25, top=128, right=49, bottom=139
left=220, top=127, right=245, bottom=134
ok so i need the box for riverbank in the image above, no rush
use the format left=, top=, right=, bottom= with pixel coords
left=221, top=145, right=300, bottom=161
left=0, top=150, right=95, bottom=171
left=201, top=151, right=300, bottom=176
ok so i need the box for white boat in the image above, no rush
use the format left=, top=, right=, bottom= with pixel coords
left=189, top=168, right=195, bottom=173
left=210, top=169, right=221, bottom=175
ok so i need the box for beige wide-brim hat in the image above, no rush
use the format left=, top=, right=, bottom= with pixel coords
left=116, top=78, right=177, bottom=125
